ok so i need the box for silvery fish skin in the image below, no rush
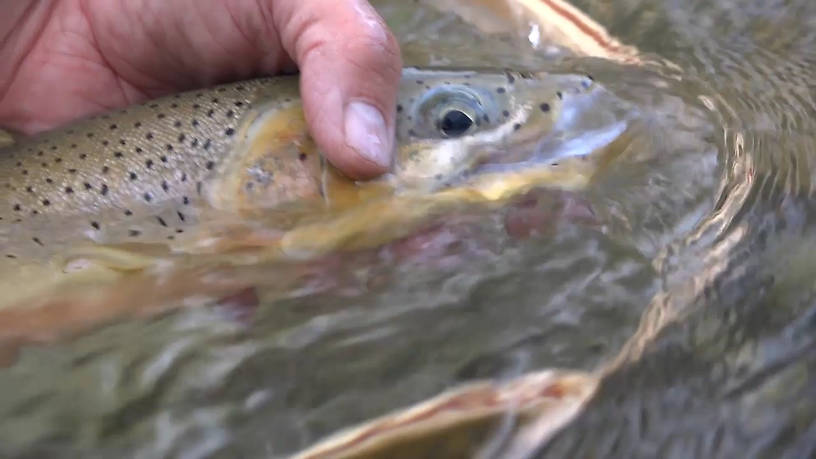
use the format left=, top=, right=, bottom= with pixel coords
left=0, top=68, right=596, bottom=265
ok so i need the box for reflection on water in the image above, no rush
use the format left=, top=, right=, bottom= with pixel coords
left=1, top=0, right=815, bottom=457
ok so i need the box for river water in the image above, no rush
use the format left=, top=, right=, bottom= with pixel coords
left=0, top=0, right=814, bottom=457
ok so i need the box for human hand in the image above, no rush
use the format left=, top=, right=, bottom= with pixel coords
left=0, top=0, right=401, bottom=179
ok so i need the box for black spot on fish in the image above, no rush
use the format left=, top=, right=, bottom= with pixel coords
left=177, top=211, right=186, bottom=222
left=234, top=101, right=244, bottom=107
left=540, top=103, right=551, bottom=112
left=226, top=110, right=234, bottom=118
left=506, top=73, right=515, bottom=84
left=396, top=104, right=403, bottom=113
left=203, top=139, right=211, bottom=150
left=146, top=159, right=154, bottom=169
left=165, top=144, right=173, bottom=151
left=146, top=133, right=154, bottom=140
left=54, top=158, right=62, bottom=163
left=299, top=153, right=307, bottom=161
left=496, top=87, right=506, bottom=94
left=143, top=193, right=152, bottom=202
left=128, top=230, right=141, bottom=237
left=114, top=151, right=124, bottom=158
left=79, top=153, right=87, bottom=159
left=70, top=144, right=77, bottom=149
left=206, top=161, right=215, bottom=170
left=174, top=121, right=182, bottom=128
left=160, top=155, right=168, bottom=163
left=162, top=181, right=169, bottom=192
left=225, top=128, right=235, bottom=136
left=13, top=204, right=20, bottom=211
left=483, top=114, right=490, bottom=123
left=178, top=133, right=186, bottom=143
left=87, top=133, right=94, bottom=138
left=120, top=139, right=126, bottom=146
left=502, top=110, right=510, bottom=117
left=207, top=109, right=215, bottom=118
left=193, top=104, right=201, bottom=110
left=415, top=80, right=424, bottom=85
left=68, top=168, right=77, bottom=174
left=149, top=103, right=159, bottom=108
left=180, top=173, right=187, bottom=183
left=25, top=187, right=33, bottom=193
left=182, top=196, right=190, bottom=205
left=556, top=91, right=563, bottom=99
left=41, top=199, right=50, bottom=206
left=91, top=221, right=100, bottom=230
left=176, top=229, right=184, bottom=234
left=32, top=237, right=43, bottom=246
left=6, top=255, right=16, bottom=259
left=36, top=151, right=43, bottom=156
left=40, top=162, right=47, bottom=168
left=45, top=178, right=52, bottom=184
left=513, top=123, right=521, bottom=131
left=102, top=166, right=110, bottom=174
left=64, top=187, right=73, bottom=194
left=157, top=217, right=168, bottom=227
left=21, top=170, right=28, bottom=175
left=157, top=113, right=166, bottom=119
left=100, top=184, right=109, bottom=195
left=84, top=182, right=92, bottom=190
left=109, top=124, right=117, bottom=130
left=192, top=119, right=199, bottom=127
left=211, top=98, right=219, bottom=104
left=170, top=103, right=178, bottom=109
left=135, top=147, right=143, bottom=154
left=124, top=209, right=133, bottom=216
left=408, top=129, right=417, bottom=137
left=134, top=122, right=142, bottom=128
left=129, top=172, right=137, bottom=180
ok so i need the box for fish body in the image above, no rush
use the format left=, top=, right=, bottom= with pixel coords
left=0, top=67, right=620, bottom=307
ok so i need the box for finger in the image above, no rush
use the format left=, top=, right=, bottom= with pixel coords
left=270, top=0, right=402, bottom=179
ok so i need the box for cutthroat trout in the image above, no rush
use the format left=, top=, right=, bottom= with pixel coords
left=0, top=68, right=619, bottom=310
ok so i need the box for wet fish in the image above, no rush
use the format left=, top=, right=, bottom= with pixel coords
left=0, top=68, right=611, bottom=308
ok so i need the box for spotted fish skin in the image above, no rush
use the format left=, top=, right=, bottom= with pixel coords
left=0, top=78, right=298, bottom=261
left=0, top=68, right=598, bottom=263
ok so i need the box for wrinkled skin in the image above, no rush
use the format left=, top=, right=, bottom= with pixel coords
left=0, top=0, right=402, bottom=178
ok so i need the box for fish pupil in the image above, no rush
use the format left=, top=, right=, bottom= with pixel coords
left=438, top=110, right=473, bottom=137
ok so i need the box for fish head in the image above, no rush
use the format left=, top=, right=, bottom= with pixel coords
left=390, top=68, right=598, bottom=190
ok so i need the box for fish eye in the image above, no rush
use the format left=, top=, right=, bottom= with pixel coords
left=438, top=109, right=474, bottom=137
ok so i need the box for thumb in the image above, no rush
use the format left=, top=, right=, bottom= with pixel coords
left=271, top=0, right=402, bottom=179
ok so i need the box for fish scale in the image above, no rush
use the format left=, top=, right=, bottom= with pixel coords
left=0, top=68, right=602, bottom=267
left=0, top=77, right=297, bottom=260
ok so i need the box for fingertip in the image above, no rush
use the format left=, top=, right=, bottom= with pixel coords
left=273, top=0, right=401, bottom=180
